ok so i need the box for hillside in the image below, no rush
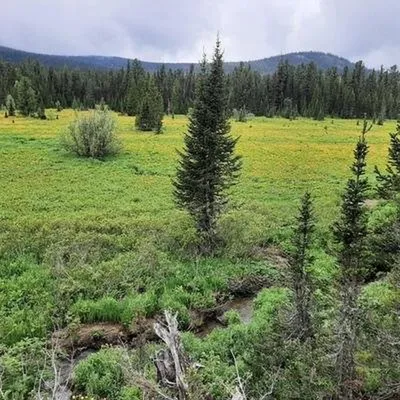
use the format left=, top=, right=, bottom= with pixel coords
left=0, top=45, right=355, bottom=73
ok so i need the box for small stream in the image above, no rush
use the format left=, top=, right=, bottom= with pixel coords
left=53, top=296, right=256, bottom=399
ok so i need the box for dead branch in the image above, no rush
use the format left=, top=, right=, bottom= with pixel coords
left=154, top=311, right=189, bottom=400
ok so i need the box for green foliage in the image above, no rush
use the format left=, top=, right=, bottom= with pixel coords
left=5, top=94, right=16, bottom=116
left=70, top=291, right=158, bottom=325
left=358, top=281, right=400, bottom=397
left=36, top=98, right=47, bottom=120
left=174, top=39, right=242, bottom=250
left=333, top=119, right=371, bottom=282
left=61, top=105, right=120, bottom=158
left=126, top=59, right=147, bottom=116
left=55, top=100, right=62, bottom=112
left=135, top=78, right=163, bottom=131
left=72, top=97, right=80, bottom=110
left=0, top=338, right=47, bottom=397
left=368, top=202, right=400, bottom=277
left=282, top=97, right=297, bottom=120
left=375, top=122, right=400, bottom=198
left=46, top=109, right=57, bottom=120
left=333, top=119, right=372, bottom=399
left=119, top=386, right=142, bottom=400
left=233, top=106, right=248, bottom=122
left=289, top=192, right=315, bottom=341
left=14, top=77, right=37, bottom=116
left=74, top=347, right=125, bottom=399
left=0, top=259, right=55, bottom=346
left=0, top=112, right=399, bottom=399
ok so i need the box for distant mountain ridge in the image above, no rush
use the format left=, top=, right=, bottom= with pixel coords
left=0, top=45, right=355, bottom=74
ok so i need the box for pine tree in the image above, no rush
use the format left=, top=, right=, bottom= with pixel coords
left=375, top=121, right=400, bottom=198
left=233, top=106, right=248, bottom=122
left=333, top=118, right=371, bottom=400
left=282, top=97, right=294, bottom=119
left=173, top=39, right=242, bottom=251
left=72, top=97, right=80, bottom=111
left=126, top=59, right=146, bottom=116
left=290, top=192, right=315, bottom=342
left=14, top=77, right=37, bottom=116
left=55, top=100, right=62, bottom=112
left=5, top=94, right=16, bottom=117
left=377, top=100, right=386, bottom=125
left=135, top=78, right=163, bottom=132
left=37, top=97, right=47, bottom=120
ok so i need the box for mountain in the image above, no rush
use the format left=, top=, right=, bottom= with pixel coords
left=0, top=45, right=355, bottom=74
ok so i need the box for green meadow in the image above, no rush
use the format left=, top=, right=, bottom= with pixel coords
left=1, top=110, right=397, bottom=396
left=0, top=111, right=392, bottom=231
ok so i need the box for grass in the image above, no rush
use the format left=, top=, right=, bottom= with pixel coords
left=0, top=111, right=395, bottom=342
left=0, top=112, right=392, bottom=232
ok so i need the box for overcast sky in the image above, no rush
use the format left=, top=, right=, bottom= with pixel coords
left=1, top=0, right=399, bottom=68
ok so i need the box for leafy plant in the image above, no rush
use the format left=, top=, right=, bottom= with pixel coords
left=61, top=105, right=120, bottom=158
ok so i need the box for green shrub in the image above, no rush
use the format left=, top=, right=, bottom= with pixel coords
left=61, top=106, right=120, bottom=158
left=73, top=347, right=125, bottom=399
left=0, top=263, right=55, bottom=346
left=119, top=386, right=142, bottom=400
left=0, top=338, right=47, bottom=397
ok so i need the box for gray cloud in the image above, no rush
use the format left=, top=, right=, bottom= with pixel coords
left=0, top=0, right=399, bottom=67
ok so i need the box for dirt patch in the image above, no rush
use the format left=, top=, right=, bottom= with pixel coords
left=365, top=199, right=380, bottom=209
left=53, top=323, right=128, bottom=352
left=248, top=244, right=290, bottom=268
left=228, top=274, right=271, bottom=297
left=53, top=318, right=157, bottom=353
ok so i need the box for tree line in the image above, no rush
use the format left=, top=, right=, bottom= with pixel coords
left=2, top=56, right=400, bottom=121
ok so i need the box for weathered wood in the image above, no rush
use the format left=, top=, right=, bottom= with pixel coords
left=154, top=311, right=189, bottom=400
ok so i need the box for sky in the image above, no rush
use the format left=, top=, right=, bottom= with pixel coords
left=1, top=0, right=399, bottom=68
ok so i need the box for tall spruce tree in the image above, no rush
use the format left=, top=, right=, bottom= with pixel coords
left=14, top=77, right=37, bottom=116
left=375, top=121, right=400, bottom=198
left=333, top=119, right=371, bottom=400
left=290, top=192, right=315, bottom=342
left=135, top=78, right=163, bottom=132
left=173, top=39, right=242, bottom=251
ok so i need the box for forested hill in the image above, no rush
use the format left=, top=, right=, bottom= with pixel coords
left=0, top=45, right=355, bottom=73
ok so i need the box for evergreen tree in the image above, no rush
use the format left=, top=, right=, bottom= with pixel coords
left=37, top=102, right=47, bottom=120
left=375, top=121, right=400, bottom=198
left=14, top=77, right=37, bottom=116
left=333, top=119, right=371, bottom=399
left=135, top=78, right=163, bottom=132
left=233, top=106, right=248, bottom=122
left=290, top=192, right=315, bottom=342
left=55, top=100, right=62, bottom=112
left=5, top=94, right=16, bottom=117
left=282, top=97, right=295, bottom=120
left=173, top=39, right=242, bottom=251
left=72, top=97, right=80, bottom=111
left=377, top=100, right=386, bottom=125
left=126, top=59, right=146, bottom=116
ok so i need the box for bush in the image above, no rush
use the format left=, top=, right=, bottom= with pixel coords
left=0, top=338, right=48, bottom=397
left=73, top=347, right=125, bottom=399
left=61, top=106, right=120, bottom=158
left=46, top=109, right=57, bottom=120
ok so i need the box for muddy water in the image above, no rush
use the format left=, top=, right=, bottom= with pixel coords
left=196, top=296, right=255, bottom=337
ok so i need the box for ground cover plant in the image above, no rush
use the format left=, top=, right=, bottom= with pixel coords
left=0, top=104, right=399, bottom=398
